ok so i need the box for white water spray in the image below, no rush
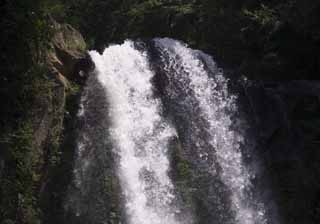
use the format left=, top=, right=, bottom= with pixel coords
left=90, top=41, right=184, bottom=224
left=155, top=38, right=267, bottom=224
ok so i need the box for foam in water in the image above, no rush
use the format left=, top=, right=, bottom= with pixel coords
left=154, top=38, right=267, bottom=224
left=90, top=41, right=184, bottom=224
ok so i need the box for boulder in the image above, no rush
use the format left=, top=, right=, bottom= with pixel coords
left=47, top=21, right=94, bottom=86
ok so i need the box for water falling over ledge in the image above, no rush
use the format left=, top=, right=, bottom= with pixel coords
left=66, top=38, right=273, bottom=224
left=153, top=38, right=267, bottom=224
left=90, top=41, right=187, bottom=224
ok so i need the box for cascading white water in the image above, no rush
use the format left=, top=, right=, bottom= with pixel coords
left=154, top=38, right=267, bottom=224
left=67, top=38, right=272, bottom=224
left=90, top=41, right=185, bottom=224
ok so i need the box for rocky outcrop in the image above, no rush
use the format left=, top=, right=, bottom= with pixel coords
left=0, top=20, right=94, bottom=224
left=26, top=21, right=94, bottom=224
left=48, top=21, right=94, bottom=85
left=32, top=21, right=91, bottom=168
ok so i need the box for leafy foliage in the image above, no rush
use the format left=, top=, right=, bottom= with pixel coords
left=61, top=0, right=319, bottom=80
left=0, top=1, right=66, bottom=223
left=0, top=122, right=38, bottom=223
left=1, top=0, right=320, bottom=223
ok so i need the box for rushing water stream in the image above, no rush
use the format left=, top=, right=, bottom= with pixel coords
left=67, top=39, right=272, bottom=224
left=154, top=38, right=267, bottom=224
left=90, top=42, right=182, bottom=224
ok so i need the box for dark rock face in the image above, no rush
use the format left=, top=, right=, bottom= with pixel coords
left=0, top=20, right=94, bottom=224
left=47, top=21, right=93, bottom=85
left=75, top=54, right=96, bottom=84
left=237, top=81, right=320, bottom=224
left=25, top=21, right=94, bottom=224
left=33, top=20, right=93, bottom=173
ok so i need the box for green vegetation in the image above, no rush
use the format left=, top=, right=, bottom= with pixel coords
left=1, top=0, right=57, bottom=129
left=0, top=1, right=70, bottom=223
left=0, top=122, right=37, bottom=223
left=169, top=139, right=194, bottom=212
left=1, top=0, right=320, bottom=223
left=62, top=0, right=319, bottom=79
left=0, top=64, right=61, bottom=223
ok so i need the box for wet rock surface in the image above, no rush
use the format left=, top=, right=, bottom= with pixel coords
left=237, top=80, right=320, bottom=224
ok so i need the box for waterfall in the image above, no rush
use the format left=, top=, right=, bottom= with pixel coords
left=153, top=38, right=267, bottom=224
left=90, top=41, right=185, bottom=224
left=67, top=38, right=272, bottom=224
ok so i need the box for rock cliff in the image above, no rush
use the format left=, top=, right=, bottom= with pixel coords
left=0, top=21, right=93, bottom=224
